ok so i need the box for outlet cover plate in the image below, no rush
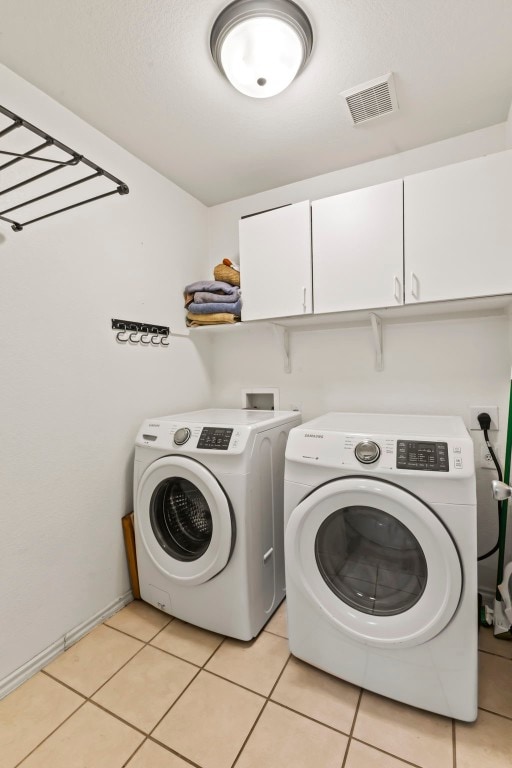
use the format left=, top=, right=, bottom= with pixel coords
left=470, top=406, right=499, bottom=431
left=480, top=444, right=496, bottom=469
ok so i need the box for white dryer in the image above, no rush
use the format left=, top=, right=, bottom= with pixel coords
left=284, top=413, right=478, bottom=721
left=134, top=408, right=301, bottom=640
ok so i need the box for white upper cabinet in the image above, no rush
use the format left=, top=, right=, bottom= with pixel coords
left=312, top=180, right=404, bottom=314
left=404, top=150, right=512, bottom=303
left=238, top=201, right=312, bottom=321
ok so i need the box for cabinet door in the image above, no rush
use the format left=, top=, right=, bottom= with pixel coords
left=312, top=180, right=404, bottom=314
left=404, top=150, right=512, bottom=303
left=239, top=201, right=312, bottom=321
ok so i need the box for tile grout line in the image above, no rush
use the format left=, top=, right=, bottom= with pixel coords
left=104, top=616, right=174, bottom=642
left=90, top=699, right=148, bottom=736
left=266, top=696, right=354, bottom=738
left=262, top=628, right=288, bottom=640
left=144, top=641, right=230, bottom=765
left=201, top=667, right=268, bottom=700
left=478, top=646, right=512, bottom=661
left=477, top=705, right=512, bottom=722
left=120, top=740, right=147, bottom=768
left=340, top=687, right=363, bottom=768
left=144, top=632, right=228, bottom=754
left=149, top=736, right=206, bottom=768
left=349, top=737, right=426, bottom=768
left=12, top=698, right=89, bottom=768
left=230, top=651, right=293, bottom=768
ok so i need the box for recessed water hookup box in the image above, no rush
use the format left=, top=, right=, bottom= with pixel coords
left=242, top=388, right=280, bottom=411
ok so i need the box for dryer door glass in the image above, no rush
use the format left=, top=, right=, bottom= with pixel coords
left=151, top=477, right=213, bottom=561
left=285, top=475, right=464, bottom=648
left=315, top=506, right=427, bottom=616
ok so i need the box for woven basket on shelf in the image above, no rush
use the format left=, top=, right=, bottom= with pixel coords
left=213, top=263, right=240, bottom=286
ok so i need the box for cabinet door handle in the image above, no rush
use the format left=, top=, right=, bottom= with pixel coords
left=394, top=276, right=402, bottom=304
left=302, top=286, right=307, bottom=312
left=411, top=272, right=420, bottom=300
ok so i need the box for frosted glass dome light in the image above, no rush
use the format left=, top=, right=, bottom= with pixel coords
left=211, top=0, right=313, bottom=99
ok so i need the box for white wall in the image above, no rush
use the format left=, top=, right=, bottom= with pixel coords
left=0, top=65, right=212, bottom=692
left=507, top=99, right=512, bottom=148
left=206, top=125, right=511, bottom=598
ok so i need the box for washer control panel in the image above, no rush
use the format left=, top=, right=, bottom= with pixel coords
left=197, top=427, right=234, bottom=450
left=396, top=440, right=449, bottom=472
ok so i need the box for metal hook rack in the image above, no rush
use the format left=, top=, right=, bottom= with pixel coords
left=112, top=318, right=188, bottom=346
left=0, top=104, right=129, bottom=231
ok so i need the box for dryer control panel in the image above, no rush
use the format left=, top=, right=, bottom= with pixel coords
left=136, top=420, right=250, bottom=454
left=197, top=427, right=234, bottom=450
left=396, top=440, right=449, bottom=472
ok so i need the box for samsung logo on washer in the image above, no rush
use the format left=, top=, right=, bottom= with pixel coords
left=305, top=433, right=324, bottom=438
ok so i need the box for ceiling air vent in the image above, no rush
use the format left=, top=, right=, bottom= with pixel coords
left=341, top=73, right=398, bottom=125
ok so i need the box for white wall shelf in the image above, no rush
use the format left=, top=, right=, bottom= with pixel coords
left=188, top=294, right=512, bottom=373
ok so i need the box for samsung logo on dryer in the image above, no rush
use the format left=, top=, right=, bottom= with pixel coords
left=304, top=433, right=324, bottom=438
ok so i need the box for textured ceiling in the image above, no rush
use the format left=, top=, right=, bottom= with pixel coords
left=0, top=0, right=511, bottom=205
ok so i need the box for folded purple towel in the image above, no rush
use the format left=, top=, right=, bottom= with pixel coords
left=187, top=299, right=242, bottom=315
left=193, top=287, right=240, bottom=304
left=184, top=280, right=238, bottom=296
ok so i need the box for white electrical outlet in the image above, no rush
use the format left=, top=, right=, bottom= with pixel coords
left=469, top=406, right=499, bottom=431
left=480, top=444, right=495, bottom=469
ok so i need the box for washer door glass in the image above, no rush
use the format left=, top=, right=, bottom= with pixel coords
left=136, top=456, right=234, bottom=586
left=315, top=506, right=427, bottom=616
left=285, top=476, right=463, bottom=648
left=151, top=477, right=213, bottom=561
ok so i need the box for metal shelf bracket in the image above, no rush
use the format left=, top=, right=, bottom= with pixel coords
left=369, top=312, right=383, bottom=371
left=272, top=324, right=291, bottom=374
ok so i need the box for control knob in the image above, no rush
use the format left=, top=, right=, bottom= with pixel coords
left=173, top=427, right=191, bottom=446
left=355, top=440, right=381, bottom=464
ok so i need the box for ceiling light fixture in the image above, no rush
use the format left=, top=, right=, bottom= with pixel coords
left=210, top=0, right=313, bottom=99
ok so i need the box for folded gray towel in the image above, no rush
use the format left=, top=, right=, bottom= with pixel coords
left=184, top=280, right=238, bottom=295
left=187, top=299, right=242, bottom=315
left=193, top=287, right=240, bottom=304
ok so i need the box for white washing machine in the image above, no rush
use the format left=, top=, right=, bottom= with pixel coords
left=284, top=412, right=478, bottom=721
left=134, top=408, right=301, bottom=640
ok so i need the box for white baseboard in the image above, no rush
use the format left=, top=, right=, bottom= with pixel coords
left=0, top=590, right=133, bottom=701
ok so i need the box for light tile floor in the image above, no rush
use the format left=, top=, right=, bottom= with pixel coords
left=1, top=599, right=511, bottom=768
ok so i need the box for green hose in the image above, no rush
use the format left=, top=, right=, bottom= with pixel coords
left=496, top=373, right=512, bottom=598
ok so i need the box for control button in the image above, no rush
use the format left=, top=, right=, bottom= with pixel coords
left=355, top=440, right=381, bottom=464
left=174, top=427, right=191, bottom=446
left=454, top=457, right=463, bottom=468
left=453, top=446, right=461, bottom=453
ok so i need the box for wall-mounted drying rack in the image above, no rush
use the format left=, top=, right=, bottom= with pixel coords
left=0, top=104, right=129, bottom=231
left=112, top=318, right=188, bottom=346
